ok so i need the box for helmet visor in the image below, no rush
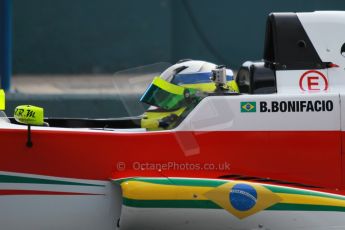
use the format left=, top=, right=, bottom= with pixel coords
left=140, top=77, right=186, bottom=110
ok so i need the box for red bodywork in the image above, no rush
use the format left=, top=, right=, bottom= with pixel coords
left=0, top=128, right=343, bottom=193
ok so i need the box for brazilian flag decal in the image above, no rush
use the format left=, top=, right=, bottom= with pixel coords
left=204, top=181, right=281, bottom=219
left=241, top=102, right=256, bottom=113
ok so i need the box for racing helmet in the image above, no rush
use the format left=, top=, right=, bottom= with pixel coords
left=161, top=60, right=236, bottom=91
left=140, top=60, right=238, bottom=110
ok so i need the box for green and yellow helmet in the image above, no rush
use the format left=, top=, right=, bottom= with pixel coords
left=141, top=60, right=238, bottom=109
left=140, top=60, right=239, bottom=130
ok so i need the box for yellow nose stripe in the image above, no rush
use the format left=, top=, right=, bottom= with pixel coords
left=0, top=90, right=5, bottom=110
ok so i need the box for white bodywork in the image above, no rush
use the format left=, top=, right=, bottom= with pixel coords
left=176, top=94, right=340, bottom=131
left=0, top=171, right=122, bottom=230
left=277, top=11, right=345, bottom=94
left=120, top=207, right=345, bottom=230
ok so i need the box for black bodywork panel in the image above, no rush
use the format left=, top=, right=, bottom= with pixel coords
left=263, top=13, right=327, bottom=70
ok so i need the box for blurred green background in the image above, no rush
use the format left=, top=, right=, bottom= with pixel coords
left=4, top=0, right=345, bottom=118
left=13, top=0, right=345, bottom=74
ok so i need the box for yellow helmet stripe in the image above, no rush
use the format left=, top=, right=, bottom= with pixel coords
left=152, top=77, right=185, bottom=95
left=140, top=119, right=160, bottom=129
left=182, top=81, right=239, bottom=93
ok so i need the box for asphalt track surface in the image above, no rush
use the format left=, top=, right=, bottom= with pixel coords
left=11, top=74, right=152, bottom=95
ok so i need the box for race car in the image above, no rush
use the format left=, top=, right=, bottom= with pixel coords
left=1, top=11, right=345, bottom=230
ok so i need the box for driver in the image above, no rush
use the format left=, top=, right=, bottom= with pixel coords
left=140, top=60, right=239, bottom=130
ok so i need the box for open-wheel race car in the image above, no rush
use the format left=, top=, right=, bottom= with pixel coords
left=1, top=11, right=345, bottom=230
